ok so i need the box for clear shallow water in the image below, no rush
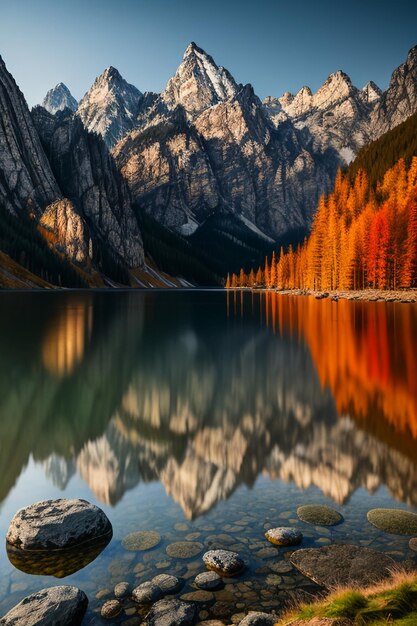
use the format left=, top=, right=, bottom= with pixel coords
left=0, top=290, right=416, bottom=622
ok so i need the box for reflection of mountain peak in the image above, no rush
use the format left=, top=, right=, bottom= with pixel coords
left=43, top=454, right=75, bottom=490
left=1, top=292, right=417, bottom=515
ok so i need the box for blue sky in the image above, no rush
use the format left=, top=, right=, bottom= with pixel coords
left=1, top=0, right=416, bottom=107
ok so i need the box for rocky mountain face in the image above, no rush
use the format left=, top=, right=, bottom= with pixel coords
left=0, top=55, right=60, bottom=215
left=77, top=66, right=143, bottom=148
left=0, top=52, right=144, bottom=286
left=42, top=83, right=78, bottom=115
left=371, top=45, right=417, bottom=134
left=32, top=106, right=144, bottom=267
left=264, top=45, right=417, bottom=166
left=39, top=199, right=90, bottom=264
left=267, top=72, right=379, bottom=163
left=113, top=42, right=338, bottom=238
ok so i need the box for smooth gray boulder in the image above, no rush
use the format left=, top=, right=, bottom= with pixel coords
left=238, top=612, right=276, bottom=626
left=203, top=549, right=245, bottom=576
left=290, top=544, right=395, bottom=588
left=0, top=586, right=88, bottom=625
left=6, top=498, right=112, bottom=551
left=144, top=598, right=196, bottom=626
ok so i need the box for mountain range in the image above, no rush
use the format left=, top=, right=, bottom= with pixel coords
left=0, top=43, right=417, bottom=286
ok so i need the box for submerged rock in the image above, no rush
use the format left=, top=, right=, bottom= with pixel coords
left=297, top=504, right=343, bottom=526
left=144, top=598, right=196, bottom=626
left=367, top=509, right=417, bottom=535
left=238, top=612, right=276, bottom=626
left=195, top=571, right=223, bottom=590
left=166, top=541, right=203, bottom=558
left=265, top=527, right=303, bottom=546
left=132, top=581, right=163, bottom=604
left=203, top=550, right=245, bottom=576
left=290, top=544, right=394, bottom=588
left=6, top=498, right=112, bottom=551
left=114, top=582, right=131, bottom=598
left=151, top=574, right=181, bottom=594
left=409, top=538, right=417, bottom=551
left=100, top=599, right=122, bottom=619
left=122, top=530, right=161, bottom=551
left=0, top=586, right=87, bottom=625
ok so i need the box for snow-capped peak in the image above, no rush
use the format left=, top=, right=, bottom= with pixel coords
left=361, top=80, right=382, bottom=104
left=41, top=83, right=78, bottom=115
left=77, top=67, right=143, bottom=148
left=162, top=42, right=238, bottom=116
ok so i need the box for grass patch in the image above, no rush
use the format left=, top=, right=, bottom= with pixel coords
left=278, top=571, right=417, bottom=624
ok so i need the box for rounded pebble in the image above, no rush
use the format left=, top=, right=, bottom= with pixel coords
left=132, top=581, right=163, bottom=604
left=122, top=530, right=161, bottom=551
left=264, top=527, right=303, bottom=546
left=297, top=504, right=343, bottom=526
left=367, top=509, right=417, bottom=535
left=100, top=599, right=122, bottom=619
left=195, top=571, right=223, bottom=590
left=151, top=574, right=181, bottom=594
left=166, top=541, right=204, bottom=558
left=203, top=550, right=245, bottom=576
left=114, top=582, right=130, bottom=598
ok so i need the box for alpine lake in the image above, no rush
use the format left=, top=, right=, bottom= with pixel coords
left=0, top=289, right=416, bottom=623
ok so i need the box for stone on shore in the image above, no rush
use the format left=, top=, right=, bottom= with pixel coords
left=290, top=544, right=394, bottom=588
left=265, top=527, right=303, bottom=546
left=367, top=508, right=417, bottom=535
left=144, top=598, right=196, bottom=626
left=6, top=498, right=112, bottom=551
left=0, top=586, right=88, bottom=625
left=297, top=504, right=343, bottom=526
left=203, top=550, right=245, bottom=576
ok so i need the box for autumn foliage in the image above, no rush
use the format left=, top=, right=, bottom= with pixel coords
left=226, top=157, right=417, bottom=291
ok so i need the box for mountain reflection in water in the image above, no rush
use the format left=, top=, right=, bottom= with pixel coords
left=0, top=290, right=416, bottom=518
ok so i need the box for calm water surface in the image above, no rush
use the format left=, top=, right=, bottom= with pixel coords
left=0, top=290, right=416, bottom=622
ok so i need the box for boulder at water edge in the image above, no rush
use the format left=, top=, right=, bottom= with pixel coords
left=0, top=586, right=88, bottom=625
left=6, top=498, right=112, bottom=551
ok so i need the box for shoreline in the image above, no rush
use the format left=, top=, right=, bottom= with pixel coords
left=250, top=288, right=417, bottom=303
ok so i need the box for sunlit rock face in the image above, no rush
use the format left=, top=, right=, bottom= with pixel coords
left=162, top=42, right=238, bottom=117
left=42, top=83, right=78, bottom=115
left=39, top=199, right=91, bottom=264
left=264, top=45, right=417, bottom=166
left=32, top=106, right=144, bottom=267
left=113, top=43, right=338, bottom=238
left=268, top=71, right=377, bottom=164
left=371, top=45, right=417, bottom=134
left=0, top=55, right=60, bottom=214
left=77, top=67, right=143, bottom=148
